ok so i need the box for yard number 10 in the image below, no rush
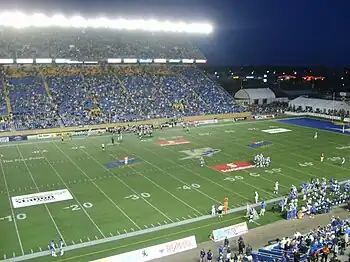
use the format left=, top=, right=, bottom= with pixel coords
left=1, top=213, right=27, bottom=222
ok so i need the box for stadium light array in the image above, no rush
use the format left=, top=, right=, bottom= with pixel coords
left=0, top=11, right=213, bottom=34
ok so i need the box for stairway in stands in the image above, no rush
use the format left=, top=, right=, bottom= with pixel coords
left=39, top=68, right=64, bottom=127
left=1, top=76, right=15, bottom=131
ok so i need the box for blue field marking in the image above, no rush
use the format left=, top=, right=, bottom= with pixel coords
left=248, top=141, right=272, bottom=148
left=104, top=158, right=143, bottom=168
left=279, top=117, right=350, bottom=135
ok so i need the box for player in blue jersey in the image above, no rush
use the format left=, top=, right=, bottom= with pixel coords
left=207, top=249, right=213, bottom=262
left=48, top=240, right=57, bottom=257
left=199, top=249, right=205, bottom=262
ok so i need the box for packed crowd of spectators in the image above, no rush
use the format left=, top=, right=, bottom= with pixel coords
left=252, top=217, right=349, bottom=262
left=203, top=217, right=349, bottom=262
left=177, top=67, right=242, bottom=114
left=0, top=80, right=11, bottom=131
left=5, top=67, right=61, bottom=130
left=0, top=28, right=204, bottom=60
left=0, top=81, right=8, bottom=116
left=1, top=65, right=243, bottom=130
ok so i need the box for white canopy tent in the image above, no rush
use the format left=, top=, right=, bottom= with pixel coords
left=289, top=97, right=350, bottom=112
left=234, top=88, right=276, bottom=105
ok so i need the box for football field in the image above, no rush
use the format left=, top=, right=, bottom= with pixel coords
left=0, top=118, right=349, bottom=261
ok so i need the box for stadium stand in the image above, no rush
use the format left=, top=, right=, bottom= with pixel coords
left=2, top=64, right=243, bottom=130
left=0, top=28, right=205, bottom=60
left=0, top=18, right=243, bottom=131
left=0, top=81, right=8, bottom=116
left=5, top=67, right=60, bottom=130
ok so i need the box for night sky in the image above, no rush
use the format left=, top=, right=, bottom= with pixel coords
left=1, top=0, right=349, bottom=66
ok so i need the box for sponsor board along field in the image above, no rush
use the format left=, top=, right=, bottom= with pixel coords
left=0, top=118, right=350, bottom=261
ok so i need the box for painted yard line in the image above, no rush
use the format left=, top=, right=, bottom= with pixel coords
left=258, top=131, right=350, bottom=173
left=0, top=194, right=299, bottom=262
left=0, top=159, right=24, bottom=256
left=179, top=126, right=340, bottom=199
left=225, top=122, right=346, bottom=159
left=188, top=131, right=310, bottom=189
left=175, top=132, right=281, bottom=197
left=243, top=123, right=349, bottom=157
left=117, top=143, right=224, bottom=205
left=140, top=146, right=251, bottom=203
left=207, top=127, right=347, bottom=183
left=0, top=118, right=284, bottom=149
left=33, top=144, right=106, bottom=238
left=51, top=142, right=141, bottom=230
left=15, top=145, right=65, bottom=242
left=75, top=144, right=174, bottom=223
left=82, top=140, right=204, bottom=217
left=242, top=128, right=350, bottom=177
left=3, top=178, right=350, bottom=262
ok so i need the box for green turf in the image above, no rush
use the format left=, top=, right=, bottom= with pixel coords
left=0, top=119, right=349, bottom=261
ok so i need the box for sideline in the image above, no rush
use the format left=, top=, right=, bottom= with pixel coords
left=0, top=117, right=294, bottom=148
left=1, top=196, right=284, bottom=262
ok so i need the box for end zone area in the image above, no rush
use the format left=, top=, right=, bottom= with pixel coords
left=280, top=117, right=350, bottom=134
left=0, top=118, right=349, bottom=261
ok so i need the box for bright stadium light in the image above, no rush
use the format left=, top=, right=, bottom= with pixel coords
left=0, top=11, right=213, bottom=34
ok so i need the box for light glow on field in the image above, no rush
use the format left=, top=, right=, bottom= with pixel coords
left=0, top=11, right=213, bottom=34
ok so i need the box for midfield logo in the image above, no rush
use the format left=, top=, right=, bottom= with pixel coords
left=180, top=147, right=221, bottom=160
left=212, top=161, right=255, bottom=173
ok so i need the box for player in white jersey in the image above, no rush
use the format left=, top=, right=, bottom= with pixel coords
left=117, top=129, right=123, bottom=141
left=254, top=191, right=259, bottom=204
left=217, top=205, right=224, bottom=218
left=124, top=156, right=128, bottom=165
left=274, top=182, right=279, bottom=194
left=211, top=204, right=216, bottom=216
left=314, top=132, right=318, bottom=139
left=87, top=128, right=92, bottom=137
left=49, top=240, right=57, bottom=257
left=342, top=157, right=345, bottom=166
left=200, top=156, right=205, bottom=167
left=101, top=144, right=105, bottom=151
left=59, top=238, right=65, bottom=256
